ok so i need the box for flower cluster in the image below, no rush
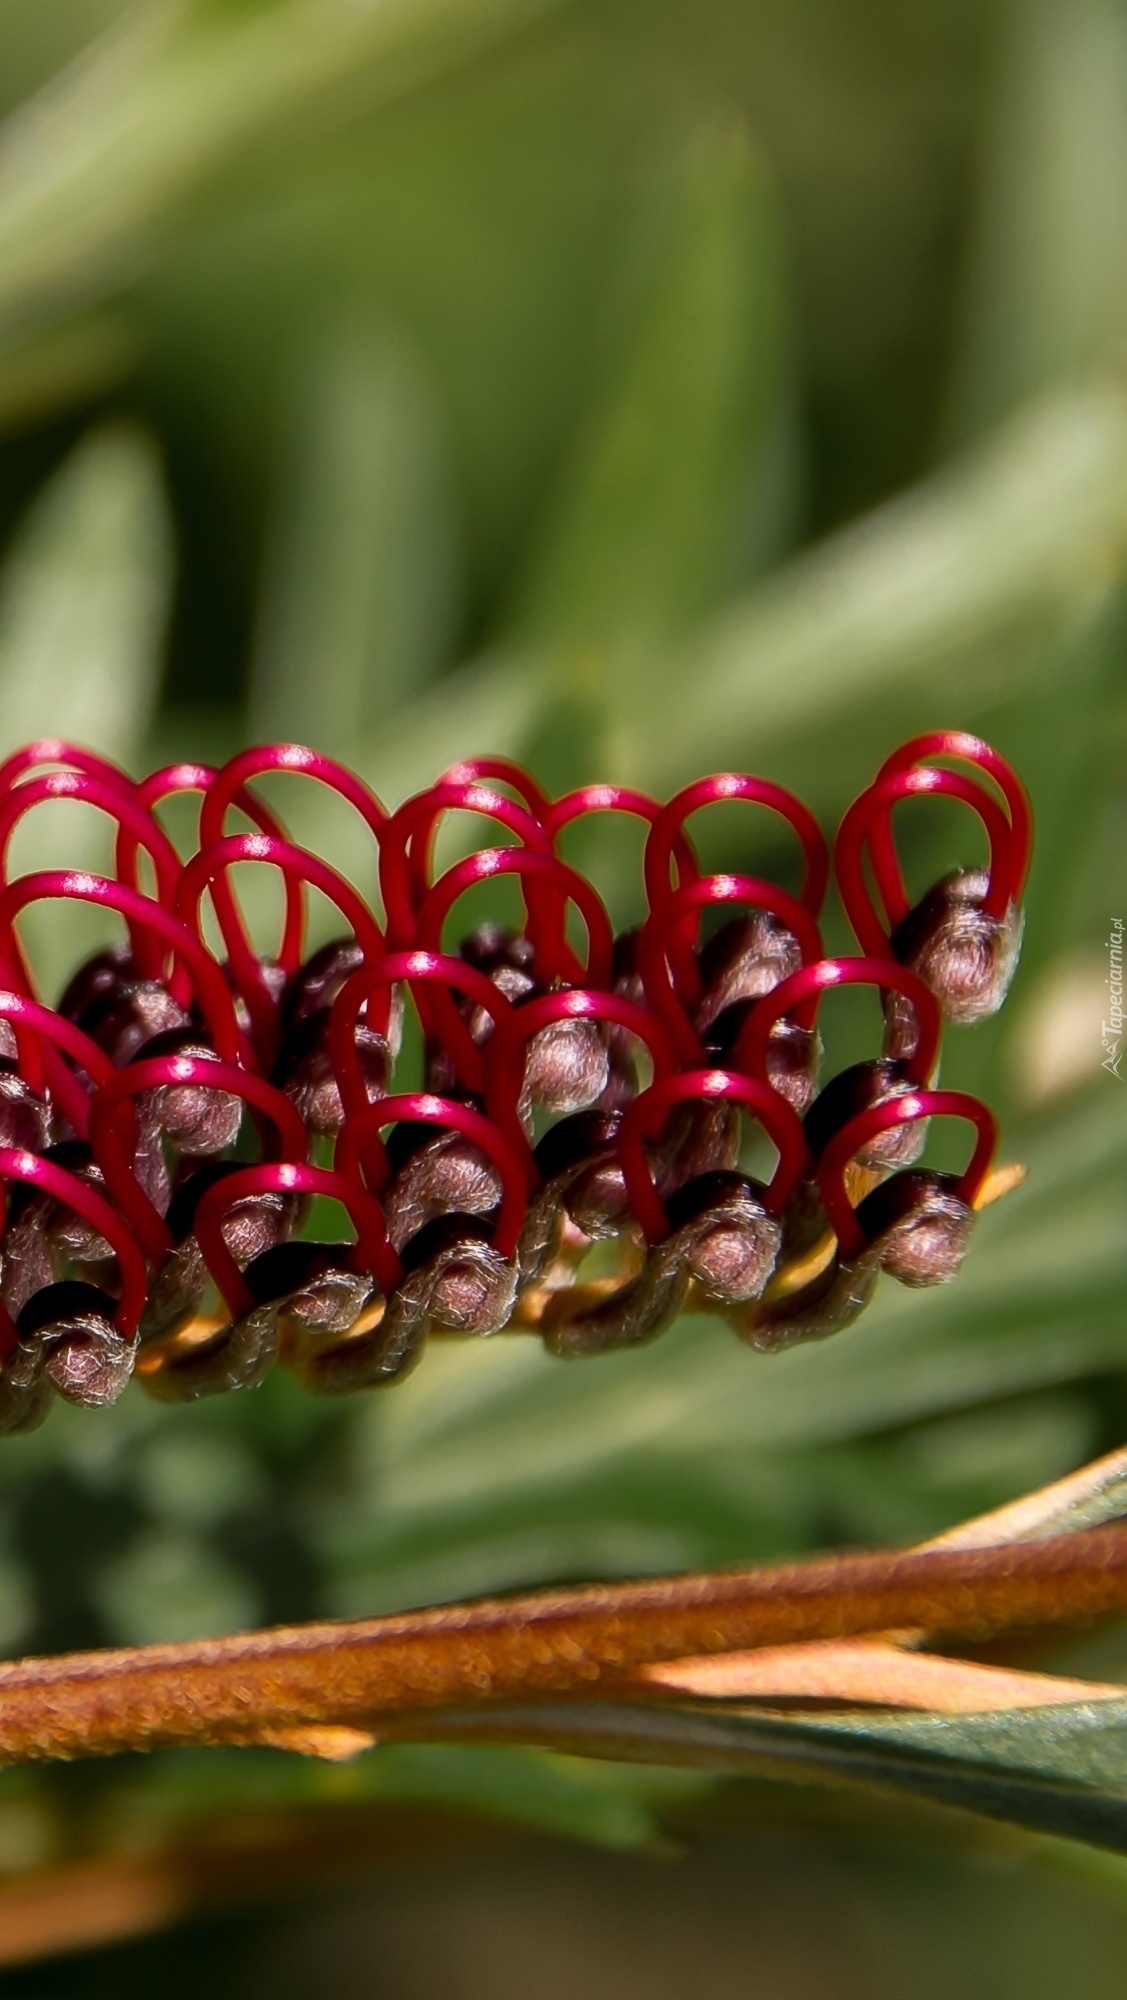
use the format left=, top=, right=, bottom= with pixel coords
left=0, top=733, right=1031, bottom=1433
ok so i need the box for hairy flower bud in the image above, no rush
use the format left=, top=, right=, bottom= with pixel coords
left=62, top=953, right=189, bottom=1067
left=275, top=1011, right=392, bottom=1137
left=136, top=1028, right=244, bottom=1156
left=0, top=1064, right=51, bottom=1154
left=664, top=1171, right=783, bottom=1306
left=244, top=1239, right=372, bottom=1339
left=855, top=1168, right=975, bottom=1286
left=694, top=912, right=805, bottom=1032
left=383, top=1123, right=504, bottom=1251
left=16, top=1279, right=133, bottom=1408
left=891, top=868, right=1023, bottom=1025
left=803, top=1059, right=927, bottom=1170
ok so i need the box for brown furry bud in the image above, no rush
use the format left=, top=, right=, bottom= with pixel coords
left=427, top=926, right=537, bottom=1093
left=543, top=1234, right=688, bottom=1357
left=804, top=1059, right=927, bottom=1171
left=73, top=973, right=189, bottom=1068
left=520, top=1013, right=608, bottom=1117
left=245, top=1240, right=372, bottom=1339
left=892, top=868, right=1023, bottom=1024
left=855, top=1168, right=974, bottom=1286
left=142, top=1303, right=280, bottom=1402
left=665, top=1171, right=783, bottom=1306
left=282, top=937, right=365, bottom=1025
left=275, top=1011, right=391, bottom=1137
left=694, top=912, right=804, bottom=1034
left=17, top=1281, right=134, bottom=1408
left=733, top=1247, right=880, bottom=1352
left=0, top=1064, right=51, bottom=1154
left=136, top=1028, right=244, bottom=1156
left=383, top=1125, right=503, bottom=1251
left=398, top=1214, right=519, bottom=1334
left=35, top=1142, right=118, bottom=1269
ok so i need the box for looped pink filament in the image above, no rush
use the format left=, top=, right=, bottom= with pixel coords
left=0, top=769, right=183, bottom=986
left=439, top=758, right=552, bottom=821
left=329, top=948, right=519, bottom=1115
left=644, top=773, right=830, bottom=918
left=416, top=846, right=614, bottom=993
left=194, top=1161, right=402, bottom=1322
left=176, top=832, right=385, bottom=1062
left=638, top=873, right=826, bottom=1067
left=0, top=741, right=131, bottom=797
left=0, top=872, right=253, bottom=1076
left=381, top=780, right=554, bottom=951
left=335, top=1091, right=528, bottom=1263
left=816, top=1088, right=999, bottom=1260
left=483, top=987, right=680, bottom=1185
left=0, top=1145, right=149, bottom=1338
left=618, top=1068, right=810, bottom=1244
left=117, top=763, right=305, bottom=974
left=738, top=955, right=942, bottom=1091
left=870, top=732, right=1033, bottom=914
left=88, top=1054, right=311, bottom=1264
left=835, top=766, right=1018, bottom=955
left=198, top=746, right=386, bottom=1012
left=0, top=987, right=116, bottom=1141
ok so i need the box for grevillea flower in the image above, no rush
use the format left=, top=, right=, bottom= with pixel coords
left=0, top=731, right=1029, bottom=1433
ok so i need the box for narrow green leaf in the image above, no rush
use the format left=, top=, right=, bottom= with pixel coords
left=349, top=376, right=1127, bottom=812
left=0, top=420, right=171, bottom=762
left=251, top=316, right=457, bottom=747
left=0, top=421, right=173, bottom=987
left=618, top=379, right=1127, bottom=794
left=508, top=121, right=790, bottom=656
left=432, top=1696, right=1127, bottom=1854
left=945, top=0, right=1127, bottom=443
left=0, top=0, right=560, bottom=353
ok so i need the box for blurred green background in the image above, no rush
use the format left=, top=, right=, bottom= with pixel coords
left=0, top=0, right=1126, bottom=1986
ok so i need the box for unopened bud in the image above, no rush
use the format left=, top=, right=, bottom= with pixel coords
left=144, top=1302, right=280, bottom=1402
left=855, top=1168, right=974, bottom=1286
left=398, top=1214, right=518, bottom=1334
left=71, top=971, right=189, bottom=1068
left=138, top=1029, right=244, bottom=1156
left=695, top=912, right=804, bottom=1033
left=244, top=1240, right=372, bottom=1339
left=37, top=1142, right=118, bottom=1268
left=804, top=1059, right=926, bottom=1170
left=383, top=1124, right=503, bottom=1251
left=0, top=1064, right=51, bottom=1153
left=275, top=1011, right=391, bottom=1136
left=665, top=1171, right=783, bottom=1305
left=282, top=937, right=365, bottom=1025
left=140, top=1164, right=301, bottom=1341
left=425, top=927, right=538, bottom=1093
left=17, top=1280, right=134, bottom=1408
left=543, top=1234, right=688, bottom=1357
left=734, top=1245, right=880, bottom=1352
left=892, top=868, right=1023, bottom=1024
left=520, top=1013, right=608, bottom=1116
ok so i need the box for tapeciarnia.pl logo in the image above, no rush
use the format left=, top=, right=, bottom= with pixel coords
left=1104, top=917, right=1124, bottom=1078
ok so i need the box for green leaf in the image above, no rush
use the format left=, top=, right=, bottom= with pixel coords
left=0, top=0, right=561, bottom=354
left=440, top=1695, right=1127, bottom=1854
left=0, top=420, right=171, bottom=762
left=508, top=121, right=791, bottom=657
left=0, top=421, right=173, bottom=988
left=945, top=0, right=1127, bottom=443
left=618, top=378, right=1127, bottom=795
left=251, top=316, right=458, bottom=746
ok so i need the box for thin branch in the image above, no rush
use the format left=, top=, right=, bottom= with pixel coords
left=3, top=1524, right=1127, bottom=1764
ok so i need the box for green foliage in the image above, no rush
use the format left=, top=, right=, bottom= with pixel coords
left=0, top=0, right=1126, bottom=1954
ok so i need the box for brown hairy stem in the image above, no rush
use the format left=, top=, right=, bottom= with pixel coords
left=2, top=1524, right=1127, bottom=1765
